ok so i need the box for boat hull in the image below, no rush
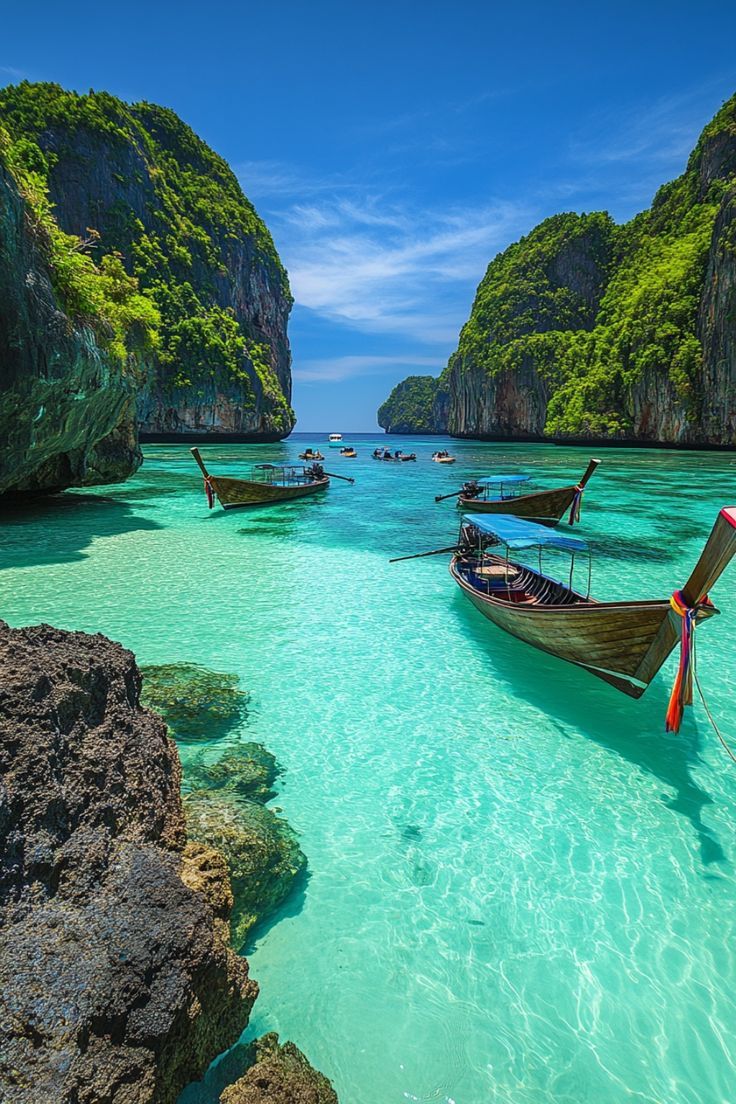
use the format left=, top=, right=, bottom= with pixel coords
left=450, top=558, right=717, bottom=697
left=458, top=485, right=578, bottom=527
left=212, top=475, right=330, bottom=509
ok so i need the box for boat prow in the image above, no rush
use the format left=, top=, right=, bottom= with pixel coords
left=447, top=508, right=736, bottom=724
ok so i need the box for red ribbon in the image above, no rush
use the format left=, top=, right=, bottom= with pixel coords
left=665, top=590, right=712, bottom=733
left=204, top=477, right=215, bottom=509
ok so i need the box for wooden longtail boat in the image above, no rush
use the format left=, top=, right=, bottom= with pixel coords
left=190, top=447, right=350, bottom=509
left=447, top=510, right=736, bottom=721
left=443, top=458, right=600, bottom=526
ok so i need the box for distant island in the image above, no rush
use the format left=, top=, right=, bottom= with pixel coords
left=379, top=93, right=736, bottom=447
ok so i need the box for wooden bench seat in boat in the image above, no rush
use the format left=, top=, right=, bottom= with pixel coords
left=475, top=564, right=520, bottom=577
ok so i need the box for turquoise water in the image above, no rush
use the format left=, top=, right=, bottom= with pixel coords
left=3, top=436, right=736, bottom=1104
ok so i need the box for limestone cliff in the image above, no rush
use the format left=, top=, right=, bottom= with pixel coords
left=0, top=83, right=294, bottom=445
left=380, top=93, right=736, bottom=446
left=0, top=136, right=149, bottom=495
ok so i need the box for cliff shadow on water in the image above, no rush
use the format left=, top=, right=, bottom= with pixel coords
left=450, top=593, right=727, bottom=868
left=0, top=492, right=162, bottom=570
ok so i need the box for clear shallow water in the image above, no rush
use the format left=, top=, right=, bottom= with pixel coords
left=2, top=435, right=736, bottom=1104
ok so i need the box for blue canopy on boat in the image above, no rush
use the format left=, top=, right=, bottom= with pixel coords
left=461, top=513, right=589, bottom=553
left=476, top=474, right=530, bottom=485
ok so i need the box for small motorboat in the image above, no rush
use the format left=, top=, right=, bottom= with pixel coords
left=340, top=447, right=357, bottom=458
left=299, top=448, right=325, bottom=461
left=432, top=450, right=456, bottom=464
left=328, top=433, right=344, bottom=447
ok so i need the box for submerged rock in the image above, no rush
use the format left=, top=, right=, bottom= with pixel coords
left=140, top=661, right=249, bottom=742
left=185, top=789, right=307, bottom=948
left=189, top=743, right=281, bottom=802
left=220, top=1034, right=337, bottom=1104
left=0, top=622, right=256, bottom=1104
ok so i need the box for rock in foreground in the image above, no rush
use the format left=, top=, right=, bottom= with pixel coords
left=0, top=621, right=256, bottom=1104
left=220, top=1034, right=338, bottom=1104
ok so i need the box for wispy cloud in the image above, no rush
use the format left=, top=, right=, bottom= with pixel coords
left=236, top=159, right=357, bottom=200
left=273, top=193, right=533, bottom=344
left=237, top=80, right=732, bottom=396
left=294, top=354, right=444, bottom=383
left=0, top=65, right=27, bottom=81
left=568, top=83, right=729, bottom=174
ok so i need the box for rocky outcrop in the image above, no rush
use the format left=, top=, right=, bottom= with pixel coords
left=0, top=621, right=256, bottom=1103
left=0, top=150, right=142, bottom=495
left=0, top=82, right=294, bottom=467
left=220, top=1034, right=338, bottom=1104
left=380, top=93, right=736, bottom=446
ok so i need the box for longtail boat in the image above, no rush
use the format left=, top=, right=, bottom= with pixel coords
left=190, top=447, right=353, bottom=509
left=436, top=458, right=600, bottom=526
left=392, top=507, right=736, bottom=730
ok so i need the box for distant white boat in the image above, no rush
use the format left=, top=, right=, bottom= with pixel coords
left=328, top=433, right=343, bottom=447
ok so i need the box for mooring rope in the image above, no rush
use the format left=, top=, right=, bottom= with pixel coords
left=692, top=652, right=736, bottom=765
left=668, top=610, right=736, bottom=763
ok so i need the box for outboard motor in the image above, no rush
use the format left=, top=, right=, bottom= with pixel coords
left=462, top=480, right=482, bottom=499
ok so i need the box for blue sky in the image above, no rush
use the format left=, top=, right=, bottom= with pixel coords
left=3, top=1, right=736, bottom=431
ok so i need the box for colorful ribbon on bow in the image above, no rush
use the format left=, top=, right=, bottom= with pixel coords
left=568, top=484, right=584, bottom=525
left=203, top=476, right=215, bottom=509
left=665, top=589, right=711, bottom=733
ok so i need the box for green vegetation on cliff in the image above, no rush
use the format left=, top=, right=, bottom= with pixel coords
left=1, top=124, right=158, bottom=366
left=0, top=82, right=293, bottom=433
left=451, top=157, right=724, bottom=436
left=380, top=93, right=736, bottom=443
